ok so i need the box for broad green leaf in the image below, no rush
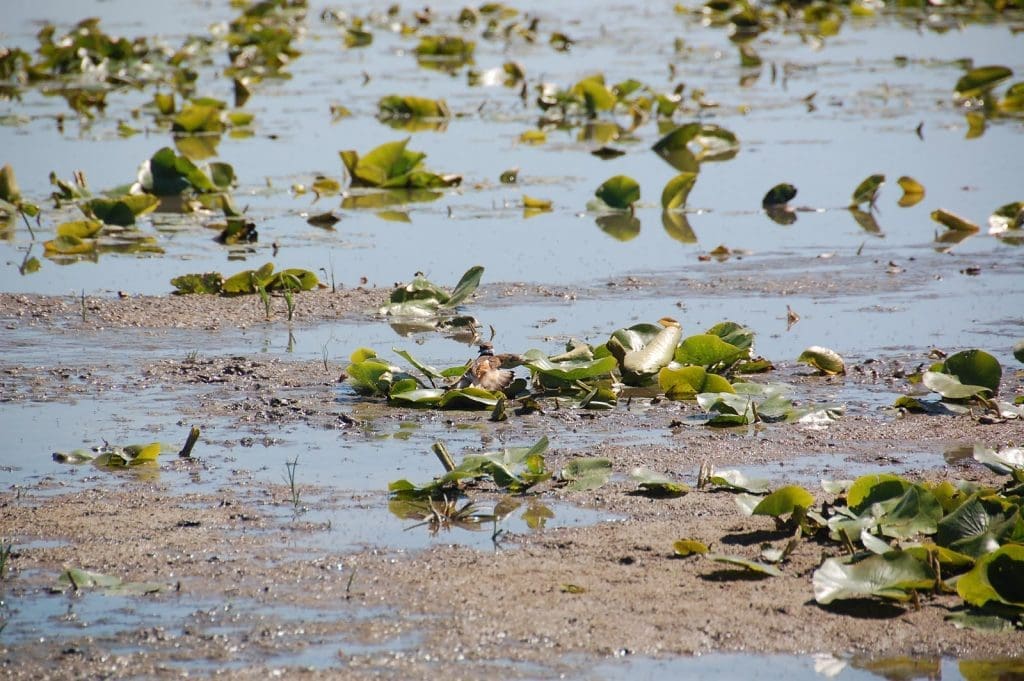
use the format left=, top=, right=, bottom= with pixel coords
left=415, top=35, right=475, bottom=59
left=125, top=442, right=161, bottom=463
left=896, top=176, right=924, bottom=207
left=630, top=467, right=690, bottom=497
left=378, top=95, right=450, bottom=119
left=84, top=194, right=159, bottom=226
left=943, top=349, right=1001, bottom=395
left=523, top=351, right=617, bottom=382
left=438, top=386, right=503, bottom=409
left=946, top=612, right=1021, bottom=633
left=935, top=494, right=1001, bottom=558
left=706, top=554, right=782, bottom=577
left=673, top=539, right=709, bottom=557
left=653, top=123, right=739, bottom=166
left=561, top=457, right=612, bottom=492
left=595, top=175, right=640, bottom=210
left=571, top=74, right=616, bottom=113
left=172, top=103, right=223, bottom=133
left=171, top=272, right=223, bottom=295
left=393, top=348, right=446, bottom=381
left=931, top=209, right=980, bottom=233
left=762, top=183, right=797, bottom=208
left=813, top=552, right=935, bottom=604
left=659, top=366, right=733, bottom=400
left=847, top=474, right=912, bottom=514
left=752, top=485, right=814, bottom=518
left=902, top=543, right=975, bottom=571
left=797, top=346, right=845, bottom=375
left=850, top=173, right=885, bottom=207
left=56, top=220, right=103, bottom=239
left=877, top=485, right=943, bottom=539
left=922, top=371, right=991, bottom=400
left=661, top=172, right=697, bottom=210
left=705, top=321, right=755, bottom=351
left=955, top=65, right=1013, bottom=100
left=346, top=358, right=400, bottom=396
left=44, top=234, right=96, bottom=255
left=957, top=544, right=1024, bottom=608
left=675, top=334, right=747, bottom=369
left=446, top=265, right=485, bottom=307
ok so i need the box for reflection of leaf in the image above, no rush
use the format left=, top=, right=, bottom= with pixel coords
left=813, top=552, right=935, bottom=604
left=596, top=213, right=641, bottom=241
left=849, top=207, right=881, bottom=233
left=661, top=210, right=696, bottom=243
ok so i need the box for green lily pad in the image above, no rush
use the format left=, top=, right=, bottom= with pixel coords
left=762, top=183, right=797, bottom=208
left=877, top=485, right=943, bottom=540
left=653, top=123, right=739, bottom=167
left=813, top=552, right=935, bottom=604
left=897, top=176, right=925, bottom=207
left=955, top=65, right=1013, bottom=100
left=957, top=544, right=1024, bottom=608
left=661, top=172, right=697, bottom=210
left=630, top=467, right=690, bottom=497
left=931, top=209, right=980, bottom=233
left=524, top=351, right=618, bottom=383
left=847, top=474, right=912, bottom=514
left=378, top=95, right=450, bottom=119
left=44, top=234, right=96, bottom=255
left=850, top=173, right=885, bottom=208
left=752, top=485, right=815, bottom=518
left=171, top=272, right=224, bottom=295
left=56, top=220, right=103, bottom=239
left=797, top=346, right=846, bottom=375
left=595, top=175, right=640, bottom=210
left=675, top=334, right=747, bottom=370
left=659, top=365, right=733, bottom=400
left=935, top=494, right=1003, bottom=558
left=921, top=371, right=991, bottom=400
left=83, top=194, right=160, bottom=226
left=943, top=349, right=1001, bottom=395
left=560, top=457, right=612, bottom=492
left=571, top=74, right=617, bottom=113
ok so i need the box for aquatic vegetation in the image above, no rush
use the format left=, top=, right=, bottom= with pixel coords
left=340, top=138, right=461, bottom=189
left=170, top=262, right=319, bottom=295
left=52, top=441, right=162, bottom=467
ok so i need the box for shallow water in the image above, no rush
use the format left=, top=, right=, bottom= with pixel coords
left=2, top=0, right=1022, bottom=676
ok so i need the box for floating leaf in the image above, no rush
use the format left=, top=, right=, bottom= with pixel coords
left=378, top=95, right=450, bottom=119
left=44, top=234, right=96, bottom=255
left=630, top=467, right=690, bottom=497
left=661, top=172, right=697, bottom=210
left=957, top=545, right=1024, bottom=608
left=560, top=457, right=612, bottom=492
left=673, top=539, right=709, bottom=557
left=571, top=74, right=616, bottom=113
left=56, top=220, right=103, bottom=239
left=84, top=194, right=159, bottom=226
left=848, top=474, right=912, bottom=514
left=797, top=346, right=846, bottom=375
left=523, top=195, right=552, bottom=211
left=813, top=552, right=935, bottom=604
left=850, top=174, right=884, bottom=208
left=524, top=351, right=618, bottom=383
left=171, top=272, right=224, bottom=295
left=931, top=209, right=980, bottom=233
left=762, top=183, right=797, bottom=208
left=955, top=65, right=1013, bottom=100
left=653, top=123, right=739, bottom=168
left=896, top=176, right=925, bottom=208
left=595, top=175, right=640, bottom=210
left=675, top=334, right=747, bottom=370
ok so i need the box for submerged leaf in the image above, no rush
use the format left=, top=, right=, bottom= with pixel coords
left=561, top=457, right=612, bottom=492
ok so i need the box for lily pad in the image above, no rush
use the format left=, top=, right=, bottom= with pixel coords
left=931, top=209, right=980, bottom=233
left=661, top=172, right=698, bottom=210
left=813, top=552, right=935, bottom=604
left=751, top=485, right=815, bottom=518
left=762, top=183, right=797, bottom=208
left=378, top=95, right=450, bottom=119
left=957, top=544, right=1024, bottom=608
left=896, top=176, right=925, bottom=208
left=943, top=349, right=1001, bottom=395
left=675, top=334, right=747, bottom=370
left=922, top=371, right=991, bottom=400
left=674, top=539, right=709, bottom=557
left=955, top=65, right=1013, bottom=100
left=708, top=469, right=771, bottom=494
left=659, top=365, right=733, bottom=400
left=83, top=194, right=159, bottom=226
left=797, top=346, right=846, bottom=375
left=595, top=175, right=640, bottom=210
left=849, top=173, right=885, bottom=208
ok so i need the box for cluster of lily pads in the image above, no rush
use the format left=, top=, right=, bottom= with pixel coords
left=387, top=431, right=1024, bottom=630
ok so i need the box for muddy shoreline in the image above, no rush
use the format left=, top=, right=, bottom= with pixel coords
left=2, top=289, right=1022, bottom=678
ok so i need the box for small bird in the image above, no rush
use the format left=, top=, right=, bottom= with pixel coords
left=453, top=342, right=521, bottom=392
